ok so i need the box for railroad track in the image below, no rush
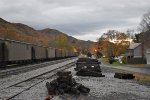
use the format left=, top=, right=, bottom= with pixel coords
left=0, top=60, right=76, bottom=100
left=0, top=57, right=76, bottom=78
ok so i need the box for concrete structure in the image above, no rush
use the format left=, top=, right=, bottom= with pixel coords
left=146, top=49, right=150, bottom=64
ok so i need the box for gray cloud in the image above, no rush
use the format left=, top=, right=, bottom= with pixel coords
left=0, top=0, right=150, bottom=41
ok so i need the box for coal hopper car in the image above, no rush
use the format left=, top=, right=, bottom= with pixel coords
left=31, top=45, right=47, bottom=62
left=0, top=38, right=77, bottom=67
left=0, top=38, right=32, bottom=65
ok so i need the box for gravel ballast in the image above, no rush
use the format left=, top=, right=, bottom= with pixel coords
left=9, top=65, right=150, bottom=100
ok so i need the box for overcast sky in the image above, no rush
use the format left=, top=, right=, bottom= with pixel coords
left=0, top=0, right=150, bottom=41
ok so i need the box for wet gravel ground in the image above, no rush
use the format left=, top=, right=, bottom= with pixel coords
left=11, top=66, right=150, bottom=100
left=0, top=59, right=76, bottom=90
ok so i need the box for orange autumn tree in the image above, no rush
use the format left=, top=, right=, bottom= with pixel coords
left=97, top=30, right=129, bottom=57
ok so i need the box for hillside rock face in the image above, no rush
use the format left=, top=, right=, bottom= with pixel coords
left=0, top=18, right=95, bottom=50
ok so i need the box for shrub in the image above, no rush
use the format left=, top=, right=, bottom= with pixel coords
left=121, top=56, right=127, bottom=64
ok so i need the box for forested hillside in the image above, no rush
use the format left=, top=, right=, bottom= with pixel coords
left=0, top=18, right=95, bottom=52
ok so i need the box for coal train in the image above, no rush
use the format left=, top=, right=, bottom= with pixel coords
left=0, top=38, right=78, bottom=67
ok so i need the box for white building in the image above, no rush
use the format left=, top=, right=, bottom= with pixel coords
left=146, top=49, right=150, bottom=64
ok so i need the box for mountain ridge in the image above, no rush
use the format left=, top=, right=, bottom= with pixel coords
left=0, top=18, right=95, bottom=51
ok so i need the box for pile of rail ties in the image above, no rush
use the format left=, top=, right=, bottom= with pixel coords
left=75, top=58, right=135, bottom=79
left=46, top=58, right=135, bottom=97
left=75, top=58, right=105, bottom=77
left=45, top=58, right=104, bottom=96
left=46, top=71, right=90, bottom=95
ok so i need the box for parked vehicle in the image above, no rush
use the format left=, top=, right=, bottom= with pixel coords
left=108, top=57, right=117, bottom=64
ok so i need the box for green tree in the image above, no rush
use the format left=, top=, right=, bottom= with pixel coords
left=56, top=35, right=68, bottom=49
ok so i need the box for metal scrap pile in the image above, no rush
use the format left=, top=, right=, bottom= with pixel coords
left=75, top=58, right=105, bottom=77
left=46, top=71, right=90, bottom=95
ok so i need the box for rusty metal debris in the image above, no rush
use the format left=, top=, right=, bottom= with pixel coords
left=114, top=73, right=135, bottom=79
left=46, top=71, right=90, bottom=95
left=75, top=58, right=105, bottom=77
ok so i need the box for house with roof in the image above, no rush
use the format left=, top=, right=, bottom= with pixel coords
left=126, top=43, right=146, bottom=64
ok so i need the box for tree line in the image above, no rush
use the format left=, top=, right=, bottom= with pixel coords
left=96, top=10, right=150, bottom=58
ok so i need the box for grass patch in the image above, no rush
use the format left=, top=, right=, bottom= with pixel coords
left=112, top=62, right=145, bottom=68
left=100, top=58, right=145, bottom=68
left=111, top=62, right=126, bottom=66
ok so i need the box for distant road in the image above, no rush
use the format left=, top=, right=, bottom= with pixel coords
left=103, top=64, right=150, bottom=75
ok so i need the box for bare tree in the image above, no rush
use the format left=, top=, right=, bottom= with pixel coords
left=138, top=11, right=150, bottom=51
left=126, top=29, right=134, bottom=39
left=139, top=11, right=150, bottom=32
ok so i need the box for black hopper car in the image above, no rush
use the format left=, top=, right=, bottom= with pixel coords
left=0, top=38, right=78, bottom=67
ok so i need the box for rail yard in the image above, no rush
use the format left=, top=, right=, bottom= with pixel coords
left=0, top=57, right=150, bottom=100
left=0, top=34, right=150, bottom=100
left=0, top=0, right=150, bottom=99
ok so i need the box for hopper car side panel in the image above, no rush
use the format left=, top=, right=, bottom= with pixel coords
left=47, top=47, right=55, bottom=59
left=6, top=41, right=32, bottom=61
left=55, top=49, right=62, bottom=58
left=33, top=46, right=47, bottom=60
